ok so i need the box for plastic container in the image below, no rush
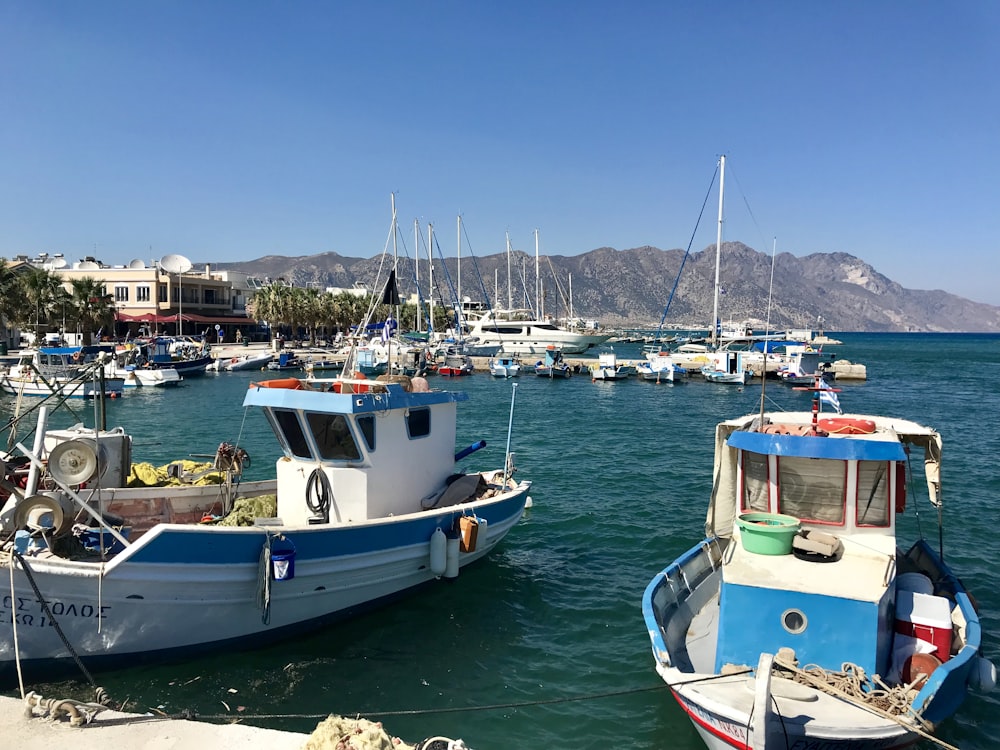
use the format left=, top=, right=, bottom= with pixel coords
left=271, top=539, right=297, bottom=581
left=896, top=572, right=934, bottom=595
left=895, top=590, right=953, bottom=659
left=736, top=512, right=801, bottom=555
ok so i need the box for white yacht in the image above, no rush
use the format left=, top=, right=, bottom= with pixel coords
left=465, top=308, right=611, bottom=355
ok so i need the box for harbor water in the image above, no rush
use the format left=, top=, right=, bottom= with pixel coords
left=3, top=332, right=999, bottom=749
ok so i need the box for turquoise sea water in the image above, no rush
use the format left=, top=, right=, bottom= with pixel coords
left=3, top=332, right=999, bottom=749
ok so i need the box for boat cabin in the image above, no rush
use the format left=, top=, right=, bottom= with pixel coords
left=711, top=417, right=948, bottom=684
left=244, top=381, right=469, bottom=525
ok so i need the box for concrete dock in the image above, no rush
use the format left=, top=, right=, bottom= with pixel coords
left=0, top=694, right=309, bottom=750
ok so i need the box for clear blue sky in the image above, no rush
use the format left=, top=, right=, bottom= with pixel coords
left=2, top=1, right=998, bottom=304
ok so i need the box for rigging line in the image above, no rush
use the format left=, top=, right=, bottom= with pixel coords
left=653, top=163, right=719, bottom=340
left=725, top=162, right=772, bottom=254
left=162, top=683, right=675, bottom=723
left=458, top=220, right=497, bottom=312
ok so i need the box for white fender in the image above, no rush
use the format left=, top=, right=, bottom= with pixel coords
left=429, top=527, right=447, bottom=577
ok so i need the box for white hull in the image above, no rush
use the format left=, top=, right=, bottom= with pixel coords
left=0, top=374, right=125, bottom=399
left=0, top=485, right=528, bottom=678
left=467, top=309, right=611, bottom=355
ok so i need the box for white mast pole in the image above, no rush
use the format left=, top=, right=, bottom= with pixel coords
left=456, top=215, right=462, bottom=309
left=712, top=154, right=726, bottom=348
left=414, top=218, right=421, bottom=333
left=390, top=193, right=398, bottom=370
left=505, top=231, right=512, bottom=309
left=569, top=273, right=573, bottom=321
left=534, top=228, right=540, bottom=317
left=428, top=222, right=434, bottom=333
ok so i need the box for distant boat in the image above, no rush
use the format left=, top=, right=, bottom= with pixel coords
left=636, top=352, right=687, bottom=383
left=489, top=355, right=522, bottom=378
left=701, top=350, right=751, bottom=385
left=209, top=350, right=274, bottom=372
left=0, top=347, right=126, bottom=399
left=590, top=351, right=629, bottom=381
left=466, top=308, right=610, bottom=355
left=534, top=346, right=572, bottom=379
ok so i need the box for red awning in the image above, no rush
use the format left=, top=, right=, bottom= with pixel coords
left=117, top=312, right=177, bottom=323
left=118, top=312, right=253, bottom=325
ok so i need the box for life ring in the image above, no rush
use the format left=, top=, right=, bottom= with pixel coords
left=816, top=417, right=876, bottom=435
left=72, top=351, right=81, bottom=362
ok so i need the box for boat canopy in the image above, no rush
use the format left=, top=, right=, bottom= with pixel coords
left=706, top=415, right=943, bottom=539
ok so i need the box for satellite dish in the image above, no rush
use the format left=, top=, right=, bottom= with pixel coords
left=51, top=257, right=68, bottom=269
left=77, top=260, right=100, bottom=270
left=48, top=440, right=100, bottom=486
left=128, top=258, right=146, bottom=269
left=160, top=253, right=192, bottom=273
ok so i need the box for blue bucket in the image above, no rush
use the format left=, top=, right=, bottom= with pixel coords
left=271, top=540, right=296, bottom=581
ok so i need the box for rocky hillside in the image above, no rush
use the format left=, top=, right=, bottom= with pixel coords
left=211, top=242, right=1000, bottom=332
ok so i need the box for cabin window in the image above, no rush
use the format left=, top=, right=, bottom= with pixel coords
left=406, top=408, right=431, bottom=438
left=777, top=456, right=845, bottom=525
left=741, top=452, right=770, bottom=512
left=357, top=415, right=376, bottom=451
left=857, top=460, right=891, bottom=527
left=271, top=409, right=312, bottom=459
left=308, top=412, right=361, bottom=461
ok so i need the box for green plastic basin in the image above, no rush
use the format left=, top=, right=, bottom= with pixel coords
left=737, top=512, right=801, bottom=555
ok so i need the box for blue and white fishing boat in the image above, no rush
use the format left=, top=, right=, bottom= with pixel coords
left=700, top=349, right=751, bottom=385
left=0, top=372, right=531, bottom=684
left=489, top=355, right=522, bottom=378
left=0, top=347, right=126, bottom=399
left=641, top=383, right=995, bottom=750
left=534, top=346, right=572, bottom=379
left=636, top=351, right=687, bottom=383
left=590, top=350, right=629, bottom=381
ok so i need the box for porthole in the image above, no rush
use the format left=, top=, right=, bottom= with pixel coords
left=781, top=608, right=807, bottom=634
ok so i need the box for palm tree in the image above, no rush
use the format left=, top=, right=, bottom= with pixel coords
left=68, top=277, right=115, bottom=344
left=16, top=267, right=63, bottom=341
left=0, top=260, right=24, bottom=348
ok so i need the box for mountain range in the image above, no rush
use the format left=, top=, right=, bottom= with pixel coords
left=213, top=242, right=1000, bottom=332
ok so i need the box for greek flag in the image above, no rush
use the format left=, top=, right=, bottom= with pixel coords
left=382, top=315, right=396, bottom=342
left=818, top=382, right=842, bottom=414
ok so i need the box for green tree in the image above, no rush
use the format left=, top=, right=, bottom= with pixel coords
left=68, top=277, right=115, bottom=343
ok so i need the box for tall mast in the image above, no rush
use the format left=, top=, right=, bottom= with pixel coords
left=456, top=215, right=462, bottom=308
left=428, top=222, right=434, bottom=333
left=505, top=231, right=512, bottom=309
left=534, top=228, right=540, bottom=318
left=390, top=193, right=398, bottom=370
left=712, top=154, right=726, bottom=348
left=414, top=218, right=421, bottom=332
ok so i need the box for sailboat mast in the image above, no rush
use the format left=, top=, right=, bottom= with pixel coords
left=534, top=228, right=540, bottom=318
left=414, top=218, right=421, bottom=332
left=505, top=231, right=512, bottom=309
left=428, top=223, right=434, bottom=332
left=390, top=193, right=398, bottom=370
left=712, top=154, right=726, bottom=348
left=456, top=215, right=462, bottom=309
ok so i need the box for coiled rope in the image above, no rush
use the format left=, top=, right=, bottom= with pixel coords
left=6, top=549, right=114, bottom=709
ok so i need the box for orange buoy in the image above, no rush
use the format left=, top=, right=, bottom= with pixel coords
left=902, top=652, right=942, bottom=688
